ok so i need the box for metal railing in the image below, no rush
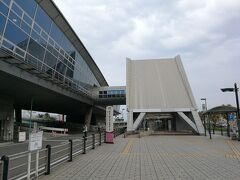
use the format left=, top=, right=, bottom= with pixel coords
left=0, top=36, right=93, bottom=98
left=0, top=129, right=125, bottom=180
left=0, top=132, right=106, bottom=180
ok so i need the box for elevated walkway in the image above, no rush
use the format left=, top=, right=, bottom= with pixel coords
left=91, top=86, right=126, bottom=105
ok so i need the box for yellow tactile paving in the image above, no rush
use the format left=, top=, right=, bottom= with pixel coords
left=121, top=138, right=134, bottom=155
left=226, top=140, right=240, bottom=160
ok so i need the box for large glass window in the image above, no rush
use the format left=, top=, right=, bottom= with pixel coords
left=55, top=60, right=66, bottom=75
left=47, top=44, right=58, bottom=57
left=0, top=2, right=9, bottom=16
left=66, top=68, right=73, bottom=78
left=14, top=0, right=36, bottom=18
left=2, top=0, right=10, bottom=6
left=50, top=23, right=63, bottom=45
left=9, top=11, right=21, bottom=26
left=35, top=6, right=51, bottom=33
left=20, top=21, right=31, bottom=34
left=31, top=31, right=47, bottom=48
left=11, top=3, right=22, bottom=17
left=4, top=21, right=29, bottom=50
left=0, top=14, right=6, bottom=36
left=61, top=35, right=74, bottom=55
left=27, top=38, right=45, bottom=61
left=44, top=51, right=57, bottom=69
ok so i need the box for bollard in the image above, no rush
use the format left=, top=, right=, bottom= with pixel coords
left=1, top=155, right=9, bottom=180
left=45, top=145, right=51, bottom=175
left=92, top=134, right=95, bottom=149
left=99, top=132, right=101, bottom=146
left=104, top=131, right=106, bottom=143
left=83, top=136, right=86, bottom=154
left=68, top=140, right=73, bottom=162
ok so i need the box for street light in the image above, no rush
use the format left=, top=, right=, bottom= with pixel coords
left=201, top=98, right=207, bottom=136
left=201, top=98, right=211, bottom=139
left=221, top=83, right=240, bottom=140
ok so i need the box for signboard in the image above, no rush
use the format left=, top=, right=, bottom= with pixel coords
left=28, top=131, right=43, bottom=151
left=228, top=113, right=236, bottom=121
left=19, top=132, right=26, bottom=142
left=106, top=106, right=113, bottom=132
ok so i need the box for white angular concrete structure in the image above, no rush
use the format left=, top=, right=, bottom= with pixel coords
left=126, top=55, right=204, bottom=134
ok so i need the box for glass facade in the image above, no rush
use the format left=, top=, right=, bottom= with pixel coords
left=0, top=0, right=101, bottom=96
left=99, top=90, right=126, bottom=99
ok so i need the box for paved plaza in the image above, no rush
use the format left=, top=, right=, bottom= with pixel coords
left=40, top=135, right=240, bottom=180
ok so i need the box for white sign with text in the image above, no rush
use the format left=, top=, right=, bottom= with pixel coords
left=28, top=131, right=43, bottom=151
left=106, top=106, right=113, bottom=132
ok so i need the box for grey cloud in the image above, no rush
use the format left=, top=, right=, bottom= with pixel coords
left=54, top=0, right=240, bottom=109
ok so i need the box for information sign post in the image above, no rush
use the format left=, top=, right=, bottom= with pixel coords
left=27, top=131, right=43, bottom=179
left=105, top=106, right=114, bottom=143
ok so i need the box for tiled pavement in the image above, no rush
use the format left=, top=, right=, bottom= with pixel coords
left=40, top=135, right=240, bottom=180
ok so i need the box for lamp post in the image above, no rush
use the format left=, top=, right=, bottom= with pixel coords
left=221, top=83, right=240, bottom=140
left=201, top=98, right=212, bottom=139
left=201, top=98, right=207, bottom=136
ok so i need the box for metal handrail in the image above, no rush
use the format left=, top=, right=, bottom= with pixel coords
left=51, top=142, right=69, bottom=149
left=1, top=36, right=93, bottom=98
left=51, top=147, right=69, bottom=156
left=0, top=131, right=128, bottom=180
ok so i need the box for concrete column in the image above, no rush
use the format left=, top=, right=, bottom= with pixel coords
left=15, top=107, right=22, bottom=124
left=127, top=110, right=133, bottom=131
left=0, top=95, right=14, bottom=141
left=84, top=107, right=93, bottom=130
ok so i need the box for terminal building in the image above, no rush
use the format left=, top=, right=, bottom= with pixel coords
left=126, top=56, right=204, bottom=135
left=0, top=0, right=123, bottom=141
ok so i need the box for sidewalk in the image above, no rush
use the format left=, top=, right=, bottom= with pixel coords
left=40, top=135, right=240, bottom=180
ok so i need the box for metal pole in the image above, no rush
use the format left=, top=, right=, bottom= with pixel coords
left=83, top=136, right=86, bottom=154
left=204, top=116, right=206, bottom=136
left=35, top=150, right=39, bottom=177
left=29, top=98, right=34, bottom=134
left=1, top=155, right=9, bottom=180
left=27, top=152, right=31, bottom=180
left=92, top=134, right=95, bottom=149
left=234, top=83, right=240, bottom=140
left=207, top=114, right=211, bottom=139
left=202, top=98, right=207, bottom=137
left=45, top=145, right=51, bottom=175
left=68, top=140, right=72, bottom=162
left=227, top=116, right=230, bottom=137
left=221, top=125, right=223, bottom=136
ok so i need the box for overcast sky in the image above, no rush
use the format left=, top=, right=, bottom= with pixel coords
left=54, top=0, right=240, bottom=110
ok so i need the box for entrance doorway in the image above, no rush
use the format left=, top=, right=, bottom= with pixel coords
left=155, top=119, right=172, bottom=131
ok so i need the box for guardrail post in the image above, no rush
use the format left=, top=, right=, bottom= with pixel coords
left=69, top=140, right=73, bottom=162
left=45, top=145, right=51, bottom=175
left=83, top=136, right=86, bottom=154
left=92, top=134, right=95, bottom=149
left=99, top=132, right=101, bottom=146
left=1, top=155, right=9, bottom=180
